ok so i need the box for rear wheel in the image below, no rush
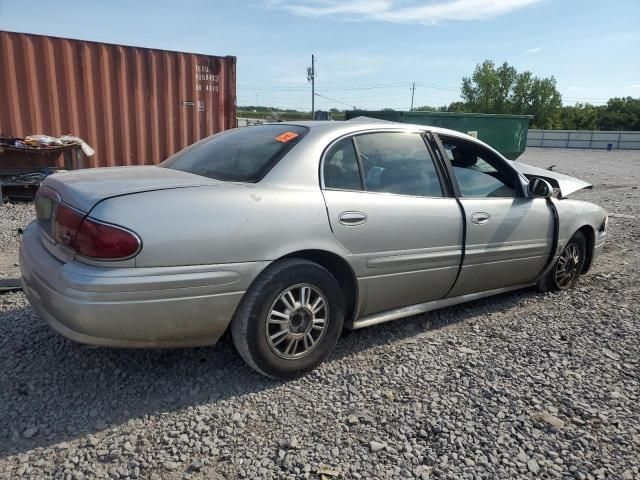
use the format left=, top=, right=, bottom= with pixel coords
left=231, top=258, right=344, bottom=379
left=539, top=231, right=587, bottom=291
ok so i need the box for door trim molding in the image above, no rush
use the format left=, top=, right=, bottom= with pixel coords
left=352, top=282, right=535, bottom=330
left=365, top=246, right=462, bottom=269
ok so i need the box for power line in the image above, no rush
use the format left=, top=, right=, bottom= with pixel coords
left=415, top=82, right=460, bottom=92
left=564, top=100, right=608, bottom=105
left=237, top=81, right=444, bottom=92
left=238, top=81, right=412, bottom=90
left=237, top=86, right=310, bottom=92
left=313, top=82, right=417, bottom=91
left=564, top=98, right=609, bottom=103
left=239, top=80, right=615, bottom=106
left=314, top=92, right=358, bottom=109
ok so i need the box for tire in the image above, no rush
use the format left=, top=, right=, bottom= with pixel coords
left=538, top=231, right=587, bottom=292
left=231, top=258, right=345, bottom=379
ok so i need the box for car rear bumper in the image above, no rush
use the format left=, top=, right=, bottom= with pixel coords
left=19, top=222, right=267, bottom=347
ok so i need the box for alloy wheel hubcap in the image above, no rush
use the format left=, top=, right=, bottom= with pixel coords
left=266, top=284, right=328, bottom=359
left=555, top=243, right=581, bottom=288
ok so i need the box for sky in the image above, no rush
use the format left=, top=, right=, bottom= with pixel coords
left=1, top=0, right=639, bottom=112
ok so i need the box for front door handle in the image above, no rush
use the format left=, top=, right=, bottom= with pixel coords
left=471, top=212, right=490, bottom=224
left=339, top=211, right=367, bottom=226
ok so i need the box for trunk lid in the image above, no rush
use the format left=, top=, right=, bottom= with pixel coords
left=35, top=166, right=219, bottom=259
left=42, top=166, right=218, bottom=212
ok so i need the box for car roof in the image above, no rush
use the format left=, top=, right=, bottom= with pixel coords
left=265, top=118, right=479, bottom=142
left=254, top=118, right=521, bottom=186
left=261, top=118, right=505, bottom=159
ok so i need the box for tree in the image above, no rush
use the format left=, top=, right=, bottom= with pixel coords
left=459, top=60, right=562, bottom=127
left=460, top=60, right=517, bottom=114
left=557, top=103, right=599, bottom=130
left=598, top=97, right=640, bottom=130
left=495, top=62, right=518, bottom=114
left=413, top=105, right=438, bottom=112
left=554, top=98, right=640, bottom=131
left=511, top=71, right=533, bottom=114
left=528, top=77, right=562, bottom=129
left=442, top=101, right=468, bottom=112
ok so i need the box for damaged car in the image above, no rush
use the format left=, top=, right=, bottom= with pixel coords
left=20, top=120, right=607, bottom=378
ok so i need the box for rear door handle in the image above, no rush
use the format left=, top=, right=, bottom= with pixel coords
left=471, top=212, right=490, bottom=224
left=339, top=211, right=367, bottom=226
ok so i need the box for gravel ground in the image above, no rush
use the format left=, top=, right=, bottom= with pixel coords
left=0, top=202, right=33, bottom=280
left=1, top=148, right=638, bottom=480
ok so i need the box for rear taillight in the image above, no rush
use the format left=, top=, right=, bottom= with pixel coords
left=35, top=186, right=61, bottom=240
left=55, top=205, right=84, bottom=247
left=74, top=217, right=141, bottom=260
left=54, top=205, right=141, bottom=260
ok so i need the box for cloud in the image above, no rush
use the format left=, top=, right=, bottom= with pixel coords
left=628, top=84, right=640, bottom=90
left=527, top=47, right=542, bottom=53
left=264, top=0, right=543, bottom=24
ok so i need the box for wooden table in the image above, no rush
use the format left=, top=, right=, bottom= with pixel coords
left=0, top=144, right=84, bottom=204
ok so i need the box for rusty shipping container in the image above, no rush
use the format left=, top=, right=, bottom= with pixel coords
left=0, top=31, right=237, bottom=168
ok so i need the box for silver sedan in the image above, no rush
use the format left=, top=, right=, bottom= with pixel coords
left=20, top=120, right=607, bottom=378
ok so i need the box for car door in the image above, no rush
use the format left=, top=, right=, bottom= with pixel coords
left=435, top=134, right=554, bottom=297
left=321, top=130, right=464, bottom=316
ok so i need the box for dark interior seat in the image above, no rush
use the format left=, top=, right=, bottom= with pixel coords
left=451, top=146, right=477, bottom=168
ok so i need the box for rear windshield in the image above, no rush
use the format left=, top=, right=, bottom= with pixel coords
left=161, top=125, right=308, bottom=182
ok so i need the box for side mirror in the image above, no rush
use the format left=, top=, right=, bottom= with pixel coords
left=528, top=177, right=553, bottom=198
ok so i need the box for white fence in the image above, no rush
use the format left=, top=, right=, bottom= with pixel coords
left=237, top=117, right=267, bottom=127
left=527, top=130, right=640, bottom=150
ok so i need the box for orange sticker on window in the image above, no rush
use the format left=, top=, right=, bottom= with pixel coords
left=275, top=132, right=299, bottom=143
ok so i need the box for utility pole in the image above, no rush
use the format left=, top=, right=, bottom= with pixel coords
left=410, top=82, right=416, bottom=111
left=307, top=54, right=315, bottom=119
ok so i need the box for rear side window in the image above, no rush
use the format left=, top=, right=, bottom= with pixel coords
left=354, top=132, right=443, bottom=197
left=323, top=138, right=362, bottom=191
left=161, top=125, right=308, bottom=182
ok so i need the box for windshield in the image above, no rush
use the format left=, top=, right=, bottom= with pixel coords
left=161, top=125, right=308, bottom=182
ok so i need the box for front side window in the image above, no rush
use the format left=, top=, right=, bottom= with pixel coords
left=354, top=132, right=443, bottom=197
left=323, top=137, right=362, bottom=190
left=441, top=137, right=519, bottom=198
left=162, top=125, right=308, bottom=182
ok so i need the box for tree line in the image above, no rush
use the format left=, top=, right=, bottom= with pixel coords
left=415, top=60, right=640, bottom=131
left=238, top=60, right=639, bottom=130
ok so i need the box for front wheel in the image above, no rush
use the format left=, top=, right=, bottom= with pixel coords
left=231, top=258, right=345, bottom=379
left=539, top=231, right=587, bottom=291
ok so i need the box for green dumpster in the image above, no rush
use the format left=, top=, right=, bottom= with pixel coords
left=345, top=110, right=532, bottom=160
